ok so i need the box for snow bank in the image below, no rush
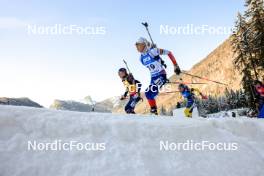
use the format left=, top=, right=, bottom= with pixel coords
left=0, top=105, right=264, bottom=176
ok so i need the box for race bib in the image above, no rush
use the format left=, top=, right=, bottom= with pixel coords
left=141, top=53, right=164, bottom=77
left=146, top=60, right=164, bottom=76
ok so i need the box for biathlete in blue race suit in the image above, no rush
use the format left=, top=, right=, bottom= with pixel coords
left=135, top=37, right=181, bottom=115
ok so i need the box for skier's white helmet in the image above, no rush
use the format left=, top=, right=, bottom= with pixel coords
left=135, top=37, right=151, bottom=53
left=135, top=37, right=150, bottom=47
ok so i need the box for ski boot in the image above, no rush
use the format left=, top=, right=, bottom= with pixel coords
left=150, top=106, right=158, bottom=115
left=184, top=108, right=192, bottom=118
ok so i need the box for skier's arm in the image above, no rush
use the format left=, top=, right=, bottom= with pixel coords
left=123, top=89, right=128, bottom=97
left=157, top=48, right=181, bottom=75
left=120, top=89, right=128, bottom=100
left=135, top=80, right=142, bottom=93
left=155, top=48, right=176, bottom=64
left=191, top=88, right=208, bottom=99
left=191, top=88, right=200, bottom=95
left=158, top=49, right=177, bottom=65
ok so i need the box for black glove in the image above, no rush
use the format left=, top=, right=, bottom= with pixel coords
left=174, top=64, right=181, bottom=75
left=120, top=95, right=126, bottom=100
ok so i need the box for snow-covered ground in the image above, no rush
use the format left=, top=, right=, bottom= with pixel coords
left=0, top=105, right=264, bottom=176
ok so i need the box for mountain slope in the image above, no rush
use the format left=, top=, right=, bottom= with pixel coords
left=0, top=105, right=263, bottom=176
left=179, top=38, right=241, bottom=94
left=50, top=99, right=111, bottom=113
left=0, top=97, right=43, bottom=108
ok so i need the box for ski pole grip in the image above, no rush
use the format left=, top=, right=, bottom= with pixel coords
left=142, top=22, right=148, bottom=28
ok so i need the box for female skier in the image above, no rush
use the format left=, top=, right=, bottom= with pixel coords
left=135, top=37, right=181, bottom=115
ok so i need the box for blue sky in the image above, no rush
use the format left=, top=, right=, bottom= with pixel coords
left=0, top=0, right=245, bottom=107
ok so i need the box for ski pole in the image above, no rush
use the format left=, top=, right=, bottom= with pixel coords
left=142, top=22, right=156, bottom=47
left=168, top=81, right=207, bottom=85
left=141, top=22, right=168, bottom=69
left=123, top=59, right=131, bottom=74
left=160, top=91, right=181, bottom=95
left=181, top=71, right=228, bottom=86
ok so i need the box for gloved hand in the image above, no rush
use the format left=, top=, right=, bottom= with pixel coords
left=174, top=64, right=181, bottom=75
left=120, top=95, right=126, bottom=100
left=201, top=95, right=208, bottom=100
left=199, top=93, right=208, bottom=99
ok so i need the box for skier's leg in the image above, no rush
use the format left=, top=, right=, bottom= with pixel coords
left=145, top=85, right=159, bottom=115
left=125, top=98, right=134, bottom=114
left=184, top=108, right=192, bottom=117
left=184, top=100, right=194, bottom=118
left=125, top=96, right=139, bottom=114
left=125, top=105, right=135, bottom=114
left=145, top=75, right=167, bottom=115
left=124, top=104, right=132, bottom=114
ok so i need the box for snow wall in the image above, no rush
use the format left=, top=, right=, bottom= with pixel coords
left=0, top=105, right=264, bottom=176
